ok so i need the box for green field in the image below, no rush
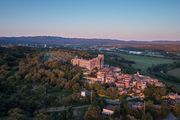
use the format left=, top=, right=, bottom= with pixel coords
left=117, top=53, right=174, bottom=71
left=167, top=68, right=180, bottom=79
left=116, top=53, right=180, bottom=90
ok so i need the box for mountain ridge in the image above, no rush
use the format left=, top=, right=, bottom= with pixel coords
left=0, top=36, right=180, bottom=45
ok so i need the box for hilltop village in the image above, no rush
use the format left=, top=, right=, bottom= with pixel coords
left=72, top=54, right=164, bottom=98
left=71, top=54, right=180, bottom=117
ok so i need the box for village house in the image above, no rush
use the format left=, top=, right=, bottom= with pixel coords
left=96, top=67, right=121, bottom=83
left=128, top=101, right=145, bottom=109
left=102, top=105, right=115, bottom=116
left=163, top=93, right=180, bottom=101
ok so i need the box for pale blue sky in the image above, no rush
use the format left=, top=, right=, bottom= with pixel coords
left=0, top=0, right=180, bottom=40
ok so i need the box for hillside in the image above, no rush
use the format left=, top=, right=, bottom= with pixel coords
left=0, top=36, right=180, bottom=46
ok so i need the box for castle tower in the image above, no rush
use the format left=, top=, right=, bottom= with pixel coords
left=71, top=54, right=104, bottom=71
left=98, top=54, right=104, bottom=69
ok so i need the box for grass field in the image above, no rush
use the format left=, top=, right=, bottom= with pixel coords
left=167, top=68, right=180, bottom=79
left=117, top=53, right=174, bottom=71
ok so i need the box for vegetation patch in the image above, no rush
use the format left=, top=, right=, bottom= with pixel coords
left=167, top=68, right=180, bottom=79
left=117, top=53, right=174, bottom=71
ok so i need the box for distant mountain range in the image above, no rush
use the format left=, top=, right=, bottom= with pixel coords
left=0, top=36, right=180, bottom=46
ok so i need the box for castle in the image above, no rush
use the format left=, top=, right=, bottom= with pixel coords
left=71, top=54, right=104, bottom=71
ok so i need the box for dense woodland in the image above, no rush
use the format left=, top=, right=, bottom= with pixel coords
left=0, top=46, right=93, bottom=119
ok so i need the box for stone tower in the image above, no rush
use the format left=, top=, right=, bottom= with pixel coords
left=98, top=54, right=104, bottom=69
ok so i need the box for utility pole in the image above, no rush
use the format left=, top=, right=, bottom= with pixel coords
left=91, top=90, right=93, bottom=104
left=119, top=99, right=121, bottom=119
left=144, top=100, right=145, bottom=114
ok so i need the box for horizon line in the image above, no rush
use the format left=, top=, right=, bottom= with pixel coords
left=0, top=35, right=180, bottom=42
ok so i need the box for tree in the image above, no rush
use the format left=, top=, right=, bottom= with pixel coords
left=144, top=85, right=166, bottom=103
left=160, top=103, right=170, bottom=117
left=72, top=83, right=81, bottom=92
left=66, top=107, right=73, bottom=120
left=106, top=87, right=119, bottom=99
left=34, top=109, right=50, bottom=120
left=174, top=104, right=180, bottom=117
left=84, top=106, right=103, bottom=120
left=8, top=108, right=27, bottom=120
left=129, top=109, right=143, bottom=119
left=146, top=100, right=153, bottom=110
left=141, top=112, right=153, bottom=120
left=64, top=81, right=75, bottom=89
left=71, top=72, right=81, bottom=82
left=120, top=100, right=128, bottom=117
left=35, top=109, right=51, bottom=120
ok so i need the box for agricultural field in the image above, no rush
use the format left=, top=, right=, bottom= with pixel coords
left=117, top=53, right=175, bottom=71
left=167, top=68, right=180, bottom=79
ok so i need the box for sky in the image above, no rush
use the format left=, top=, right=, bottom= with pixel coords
left=0, top=0, right=180, bottom=41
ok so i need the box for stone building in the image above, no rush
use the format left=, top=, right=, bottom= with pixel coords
left=71, top=54, right=104, bottom=71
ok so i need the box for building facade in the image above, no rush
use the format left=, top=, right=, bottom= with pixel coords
left=71, top=54, right=104, bottom=71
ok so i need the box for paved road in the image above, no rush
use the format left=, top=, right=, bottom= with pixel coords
left=47, top=105, right=89, bottom=112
